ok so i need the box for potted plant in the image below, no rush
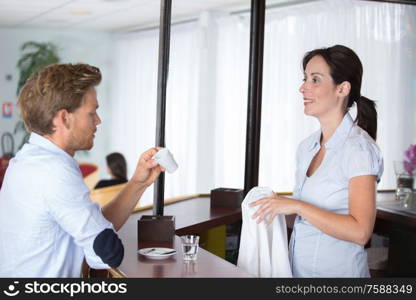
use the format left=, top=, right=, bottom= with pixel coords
left=16, top=41, right=60, bottom=94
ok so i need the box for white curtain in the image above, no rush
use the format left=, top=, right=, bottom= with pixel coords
left=109, top=0, right=416, bottom=202
left=212, top=15, right=250, bottom=190
left=259, top=0, right=416, bottom=190
left=110, top=22, right=201, bottom=206
left=110, top=30, right=158, bottom=205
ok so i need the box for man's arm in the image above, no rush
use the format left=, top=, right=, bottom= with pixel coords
left=102, top=147, right=163, bottom=231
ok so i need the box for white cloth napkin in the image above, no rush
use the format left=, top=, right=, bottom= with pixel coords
left=237, top=186, right=292, bottom=277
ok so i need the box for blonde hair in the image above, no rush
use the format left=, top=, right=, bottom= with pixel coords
left=18, top=63, right=101, bottom=135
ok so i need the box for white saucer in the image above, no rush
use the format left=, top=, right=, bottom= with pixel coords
left=138, top=247, right=176, bottom=260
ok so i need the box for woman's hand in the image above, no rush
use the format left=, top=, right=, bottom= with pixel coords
left=131, top=147, right=165, bottom=187
left=249, top=194, right=303, bottom=224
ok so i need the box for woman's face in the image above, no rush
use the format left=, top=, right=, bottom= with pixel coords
left=299, top=55, right=344, bottom=119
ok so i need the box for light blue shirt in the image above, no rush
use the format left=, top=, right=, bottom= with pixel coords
left=0, top=133, right=114, bottom=277
left=289, top=113, right=383, bottom=277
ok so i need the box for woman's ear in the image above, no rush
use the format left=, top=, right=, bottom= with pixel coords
left=338, top=81, right=351, bottom=97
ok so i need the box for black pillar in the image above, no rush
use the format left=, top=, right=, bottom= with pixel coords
left=153, top=0, right=172, bottom=216
left=244, top=0, right=265, bottom=195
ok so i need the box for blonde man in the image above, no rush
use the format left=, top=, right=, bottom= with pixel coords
left=0, top=64, right=163, bottom=277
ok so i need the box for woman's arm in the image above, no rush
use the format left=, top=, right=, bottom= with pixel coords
left=250, top=175, right=377, bottom=246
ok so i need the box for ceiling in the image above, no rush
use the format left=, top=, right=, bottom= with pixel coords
left=0, top=0, right=306, bottom=32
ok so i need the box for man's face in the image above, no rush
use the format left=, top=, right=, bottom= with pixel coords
left=68, top=87, right=101, bottom=153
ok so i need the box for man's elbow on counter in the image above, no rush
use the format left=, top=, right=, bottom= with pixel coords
left=93, top=228, right=125, bottom=268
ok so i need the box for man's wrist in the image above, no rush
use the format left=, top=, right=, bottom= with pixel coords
left=128, top=179, right=148, bottom=192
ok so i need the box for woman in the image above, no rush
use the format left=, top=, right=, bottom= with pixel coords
left=95, top=152, right=128, bottom=189
left=251, top=45, right=383, bottom=277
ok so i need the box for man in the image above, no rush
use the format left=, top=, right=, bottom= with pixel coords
left=0, top=63, right=163, bottom=277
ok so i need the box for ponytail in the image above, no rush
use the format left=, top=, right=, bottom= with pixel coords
left=355, top=96, right=377, bottom=141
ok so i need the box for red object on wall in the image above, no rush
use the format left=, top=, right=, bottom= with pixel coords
left=2, top=102, right=13, bottom=118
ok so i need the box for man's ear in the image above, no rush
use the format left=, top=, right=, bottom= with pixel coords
left=54, top=109, right=71, bottom=130
left=338, top=81, right=351, bottom=97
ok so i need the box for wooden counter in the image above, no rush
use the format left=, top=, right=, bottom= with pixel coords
left=376, top=191, right=416, bottom=230
left=96, top=190, right=415, bottom=277
left=109, top=195, right=251, bottom=278
left=374, top=191, right=416, bottom=277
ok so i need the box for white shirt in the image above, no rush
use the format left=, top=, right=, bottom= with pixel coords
left=0, top=133, right=114, bottom=277
left=289, top=113, right=384, bottom=277
left=237, top=187, right=292, bottom=278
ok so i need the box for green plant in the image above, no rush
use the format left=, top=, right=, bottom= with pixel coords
left=16, top=41, right=60, bottom=95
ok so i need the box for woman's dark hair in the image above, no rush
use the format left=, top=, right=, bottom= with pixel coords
left=302, top=45, right=377, bottom=140
left=106, top=152, right=127, bottom=180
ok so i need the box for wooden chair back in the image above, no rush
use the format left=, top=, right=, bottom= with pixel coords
left=90, top=183, right=126, bottom=207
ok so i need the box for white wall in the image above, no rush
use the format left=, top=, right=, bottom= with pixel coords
left=0, top=27, right=114, bottom=178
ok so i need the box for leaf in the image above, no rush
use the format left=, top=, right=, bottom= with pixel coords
left=16, top=41, right=60, bottom=95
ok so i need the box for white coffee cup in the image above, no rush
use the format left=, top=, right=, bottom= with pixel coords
left=151, top=148, right=178, bottom=173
